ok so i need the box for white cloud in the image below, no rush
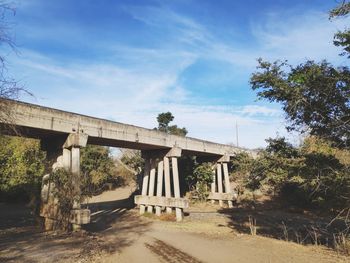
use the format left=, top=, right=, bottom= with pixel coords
left=8, top=4, right=349, bottom=149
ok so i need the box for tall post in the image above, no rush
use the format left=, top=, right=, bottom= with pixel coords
left=211, top=168, right=216, bottom=204
left=172, top=157, right=183, bottom=221
left=217, top=163, right=223, bottom=207
left=147, top=159, right=156, bottom=213
left=71, top=147, right=81, bottom=209
left=140, top=157, right=150, bottom=214
left=62, top=148, right=71, bottom=170
left=223, top=162, right=233, bottom=208
left=164, top=157, right=172, bottom=214
left=155, top=159, right=164, bottom=216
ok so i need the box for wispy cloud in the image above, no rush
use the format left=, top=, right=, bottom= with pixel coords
left=9, top=2, right=348, bottom=148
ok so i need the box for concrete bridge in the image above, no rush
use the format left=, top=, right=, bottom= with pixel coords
left=0, top=99, right=244, bottom=228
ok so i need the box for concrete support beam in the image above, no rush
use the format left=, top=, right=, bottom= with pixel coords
left=63, top=133, right=88, bottom=149
left=172, top=157, right=183, bottom=221
left=62, top=148, right=71, bottom=170
left=165, top=146, right=182, bottom=158
left=140, top=158, right=150, bottom=214
left=208, top=192, right=236, bottom=201
left=211, top=168, right=216, bottom=204
left=135, top=196, right=189, bottom=209
left=164, top=157, right=172, bottom=214
left=217, top=163, right=224, bottom=207
left=155, top=160, right=164, bottom=216
left=147, top=160, right=156, bottom=213
left=223, top=162, right=233, bottom=208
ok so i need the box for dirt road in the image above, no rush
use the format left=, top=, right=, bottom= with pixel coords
left=0, top=186, right=348, bottom=263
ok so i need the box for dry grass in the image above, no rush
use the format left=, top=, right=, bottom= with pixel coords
left=159, top=213, right=176, bottom=222
left=333, top=233, right=350, bottom=255
left=248, top=216, right=257, bottom=236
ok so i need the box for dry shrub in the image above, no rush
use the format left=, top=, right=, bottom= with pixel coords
left=159, top=213, right=176, bottom=222
left=334, top=233, right=350, bottom=255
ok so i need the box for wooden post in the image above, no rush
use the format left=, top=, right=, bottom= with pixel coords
left=140, top=158, right=150, bottom=214
left=172, top=157, right=183, bottom=221
left=147, top=160, right=156, bottom=213
left=217, top=163, right=223, bottom=207
left=155, top=159, right=164, bottom=216
left=223, top=162, right=233, bottom=208
left=164, top=157, right=172, bottom=214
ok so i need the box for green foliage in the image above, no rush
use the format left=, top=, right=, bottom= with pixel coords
left=251, top=1, right=350, bottom=147
left=0, top=136, right=46, bottom=202
left=157, top=112, right=174, bottom=132
left=155, top=112, right=188, bottom=136
left=230, top=137, right=350, bottom=211
left=80, top=145, right=118, bottom=196
left=187, top=162, right=213, bottom=201
left=251, top=59, right=350, bottom=147
left=330, top=1, right=350, bottom=57
left=50, top=168, right=78, bottom=230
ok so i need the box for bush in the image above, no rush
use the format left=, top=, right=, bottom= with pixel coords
left=0, top=136, right=46, bottom=204
left=186, top=162, right=213, bottom=201
left=230, top=136, right=350, bottom=212
left=80, top=145, right=118, bottom=196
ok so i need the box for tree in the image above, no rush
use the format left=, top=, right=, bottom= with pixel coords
left=330, top=1, right=350, bottom=57
left=80, top=145, right=118, bottom=196
left=186, top=162, right=213, bottom=201
left=0, top=2, right=29, bottom=130
left=250, top=2, right=350, bottom=147
left=155, top=112, right=188, bottom=136
left=0, top=136, right=46, bottom=204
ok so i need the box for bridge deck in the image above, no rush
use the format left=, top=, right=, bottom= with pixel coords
left=0, top=99, right=242, bottom=156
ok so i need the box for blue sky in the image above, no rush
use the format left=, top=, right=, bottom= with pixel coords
left=4, top=0, right=350, bottom=148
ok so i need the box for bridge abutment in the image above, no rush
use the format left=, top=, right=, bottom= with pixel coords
left=40, top=132, right=90, bottom=231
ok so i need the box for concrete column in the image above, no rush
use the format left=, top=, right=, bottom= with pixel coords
left=71, top=147, right=80, bottom=175
left=155, top=159, right=164, bottom=216
left=217, top=163, right=223, bottom=207
left=62, top=148, right=71, bottom=170
left=223, top=162, right=233, bottom=208
left=164, top=157, right=172, bottom=214
left=211, top=168, right=216, bottom=204
left=172, top=157, right=183, bottom=221
left=147, top=160, right=156, bottom=213
left=140, top=158, right=150, bottom=214
left=71, top=147, right=81, bottom=209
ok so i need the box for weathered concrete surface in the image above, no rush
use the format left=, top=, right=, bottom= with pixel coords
left=134, top=195, right=189, bottom=209
left=0, top=99, right=245, bottom=157
left=208, top=192, right=237, bottom=201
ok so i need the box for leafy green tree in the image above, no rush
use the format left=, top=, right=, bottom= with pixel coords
left=80, top=145, right=117, bottom=196
left=0, top=136, right=46, bottom=203
left=251, top=59, right=350, bottom=147
left=155, top=112, right=188, bottom=136
left=330, top=1, right=350, bottom=57
left=250, top=2, right=350, bottom=148
left=186, top=162, right=213, bottom=201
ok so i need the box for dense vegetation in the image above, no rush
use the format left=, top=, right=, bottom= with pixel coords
left=0, top=136, right=45, bottom=204
left=231, top=136, right=350, bottom=212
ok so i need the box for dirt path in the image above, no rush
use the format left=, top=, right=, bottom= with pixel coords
left=0, top=186, right=348, bottom=263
